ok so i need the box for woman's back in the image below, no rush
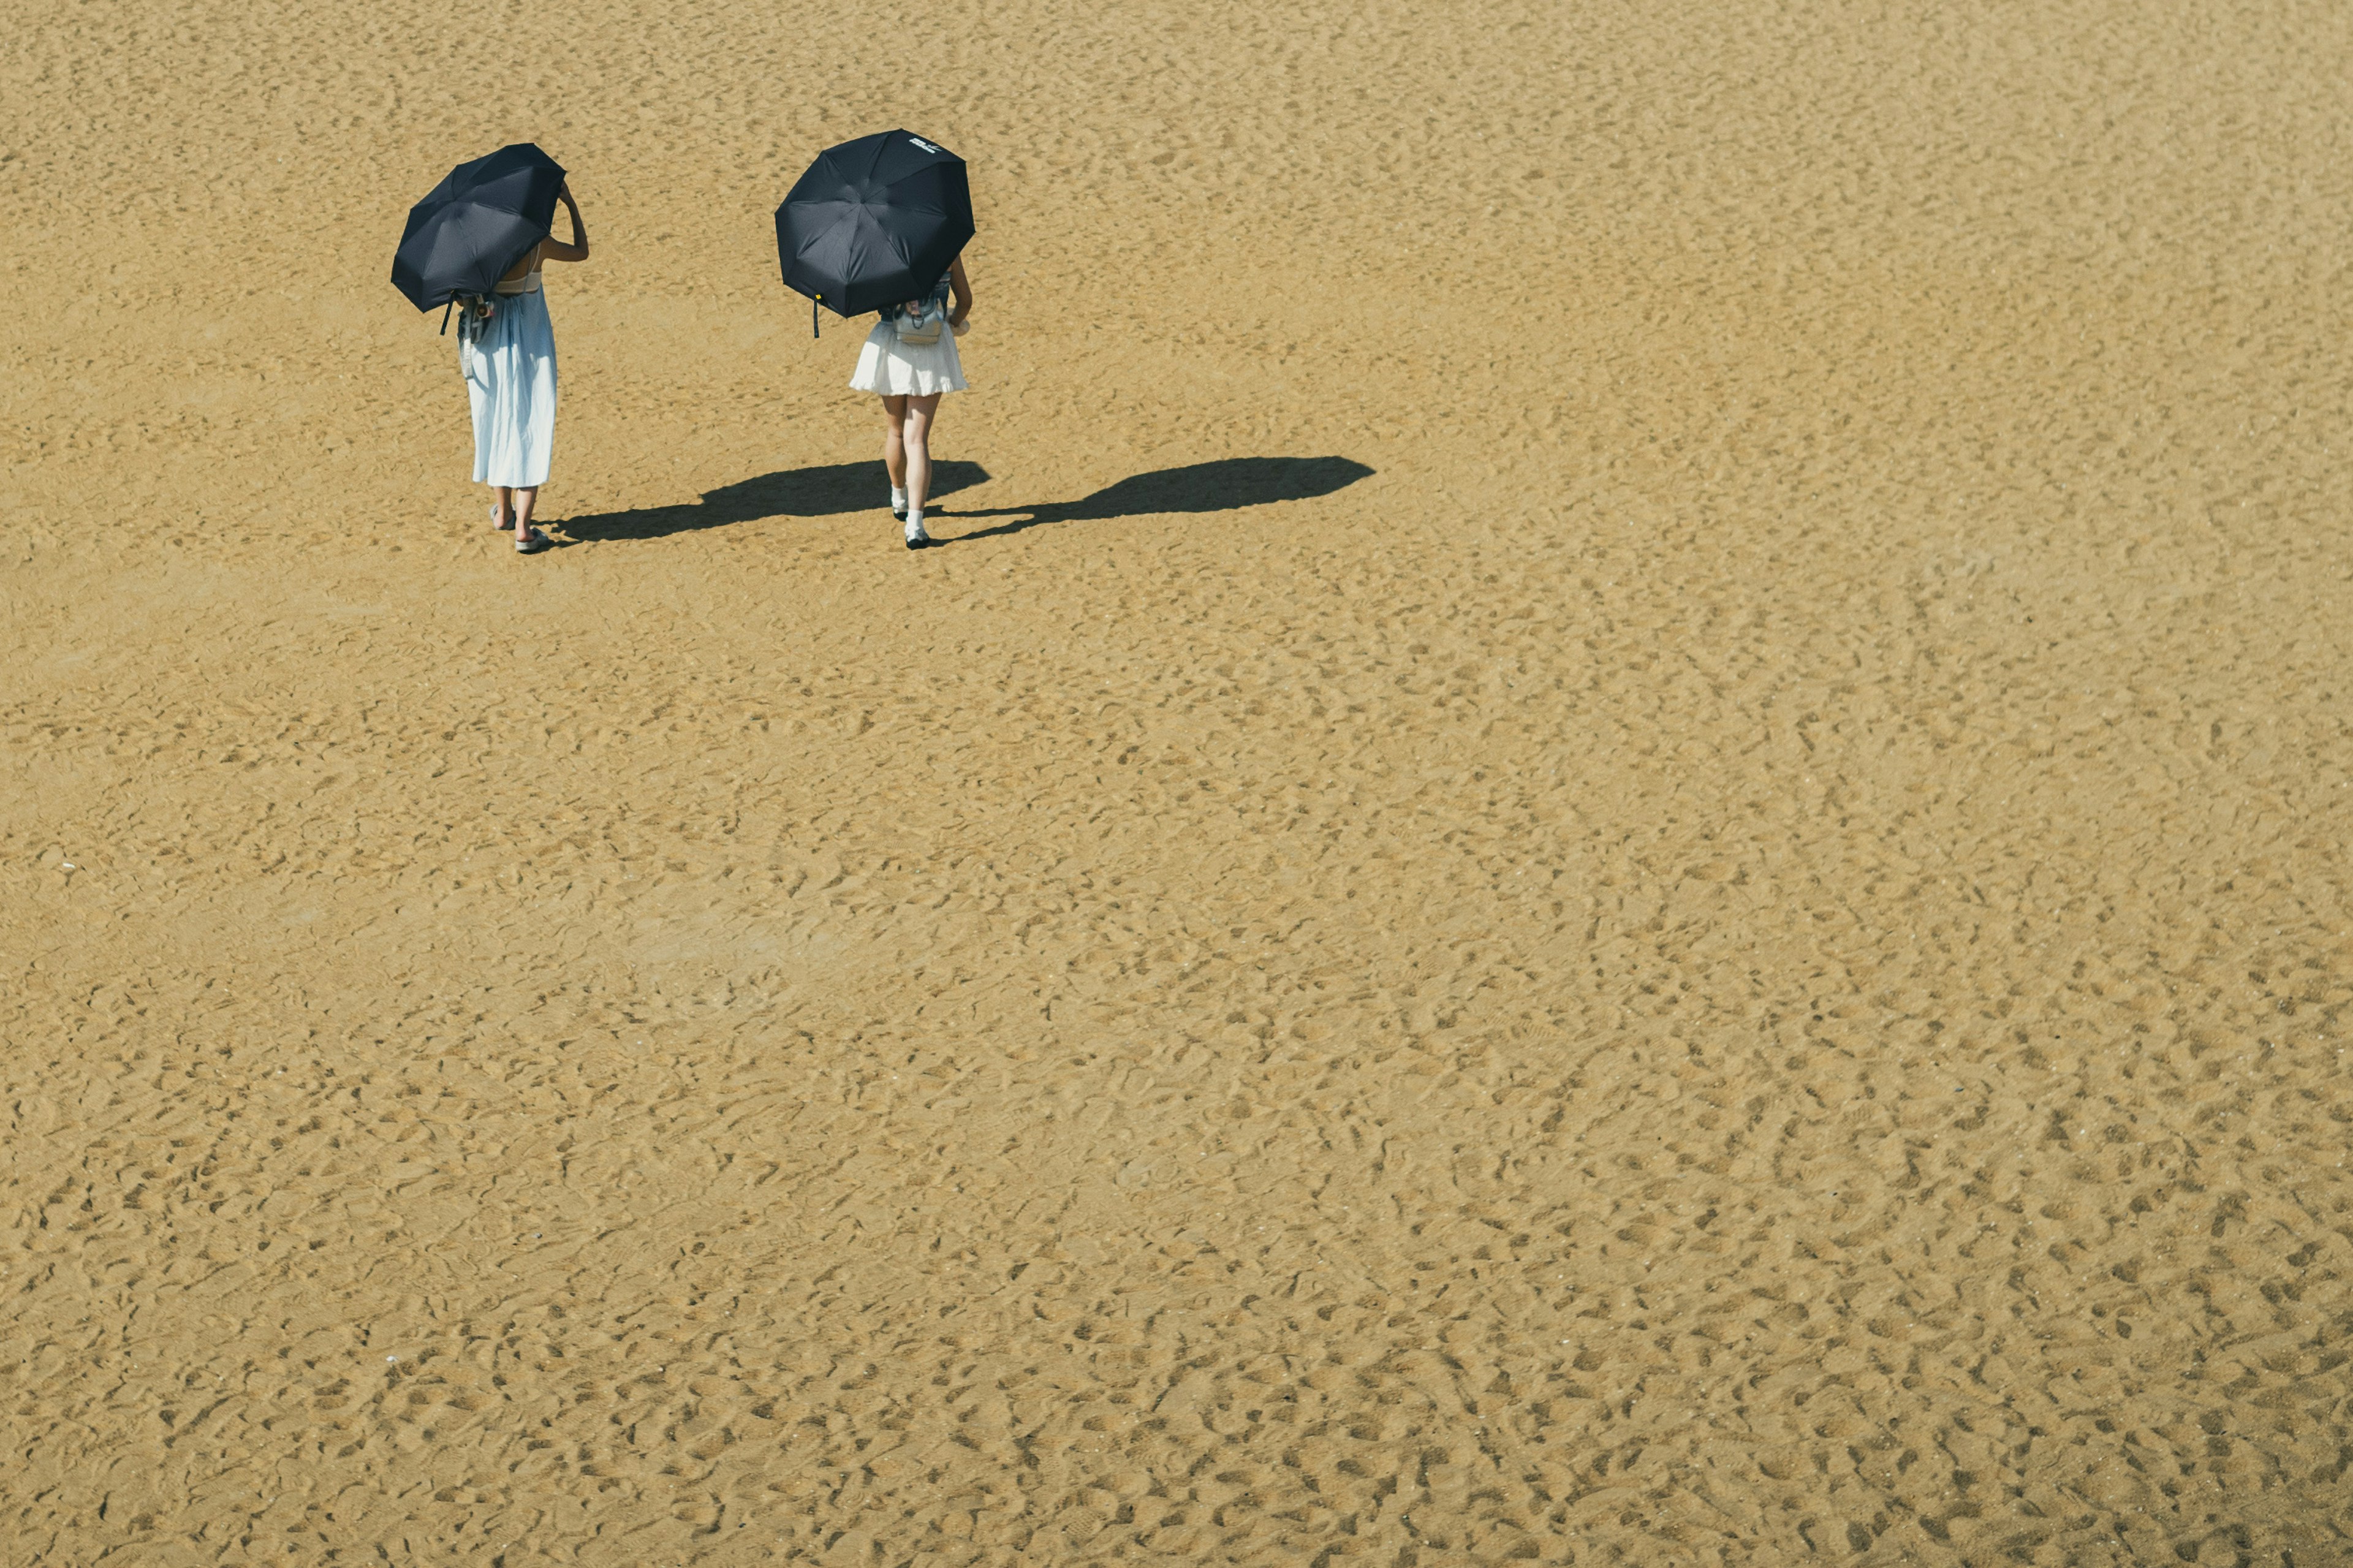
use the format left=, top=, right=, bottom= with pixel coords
left=495, top=243, right=545, bottom=294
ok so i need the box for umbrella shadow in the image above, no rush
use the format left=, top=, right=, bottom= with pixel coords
left=934, top=456, right=1374, bottom=544
left=561, top=461, right=992, bottom=541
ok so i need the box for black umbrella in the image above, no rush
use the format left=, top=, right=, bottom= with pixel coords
left=392, top=143, right=567, bottom=328
left=776, top=130, right=972, bottom=336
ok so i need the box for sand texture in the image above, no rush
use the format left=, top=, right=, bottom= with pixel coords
left=6, top=0, right=2353, bottom=1561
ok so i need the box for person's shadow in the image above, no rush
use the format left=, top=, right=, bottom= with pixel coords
left=562, top=461, right=993, bottom=542
left=556, top=455, right=1371, bottom=543
left=934, top=456, right=1373, bottom=544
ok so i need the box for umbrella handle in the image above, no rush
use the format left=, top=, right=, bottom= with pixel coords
left=440, top=301, right=453, bottom=336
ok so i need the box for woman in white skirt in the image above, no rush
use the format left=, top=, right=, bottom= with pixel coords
left=464, top=181, right=589, bottom=555
left=850, top=255, right=971, bottom=549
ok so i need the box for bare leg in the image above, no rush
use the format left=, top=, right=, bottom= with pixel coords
left=490, top=485, right=513, bottom=528
left=512, top=485, right=540, bottom=543
left=903, top=394, right=941, bottom=515
left=881, top=395, right=908, bottom=491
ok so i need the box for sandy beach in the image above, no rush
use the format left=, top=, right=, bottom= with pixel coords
left=6, top=0, right=2352, bottom=1561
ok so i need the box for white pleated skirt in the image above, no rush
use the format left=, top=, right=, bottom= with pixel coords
left=462, top=289, right=558, bottom=488
left=849, top=318, right=967, bottom=397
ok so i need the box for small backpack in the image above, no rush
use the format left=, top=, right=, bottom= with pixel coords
left=893, top=303, right=945, bottom=347
left=890, top=273, right=953, bottom=346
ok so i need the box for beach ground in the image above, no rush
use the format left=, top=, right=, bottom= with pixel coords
left=5, top=0, right=2351, bottom=1561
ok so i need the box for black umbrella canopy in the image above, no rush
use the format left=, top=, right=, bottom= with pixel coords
left=776, top=131, right=973, bottom=325
left=391, top=143, right=567, bottom=312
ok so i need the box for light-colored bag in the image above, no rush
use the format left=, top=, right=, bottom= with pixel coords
left=894, top=303, right=945, bottom=347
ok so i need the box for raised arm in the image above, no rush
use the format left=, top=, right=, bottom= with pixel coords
left=541, top=182, right=590, bottom=263
left=947, top=254, right=971, bottom=325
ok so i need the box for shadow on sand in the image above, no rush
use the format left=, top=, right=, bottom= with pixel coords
left=934, top=455, right=1374, bottom=544
left=557, top=455, right=1371, bottom=543
left=561, top=461, right=993, bottom=542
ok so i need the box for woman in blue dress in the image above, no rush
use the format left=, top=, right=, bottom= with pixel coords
left=463, top=181, right=590, bottom=555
